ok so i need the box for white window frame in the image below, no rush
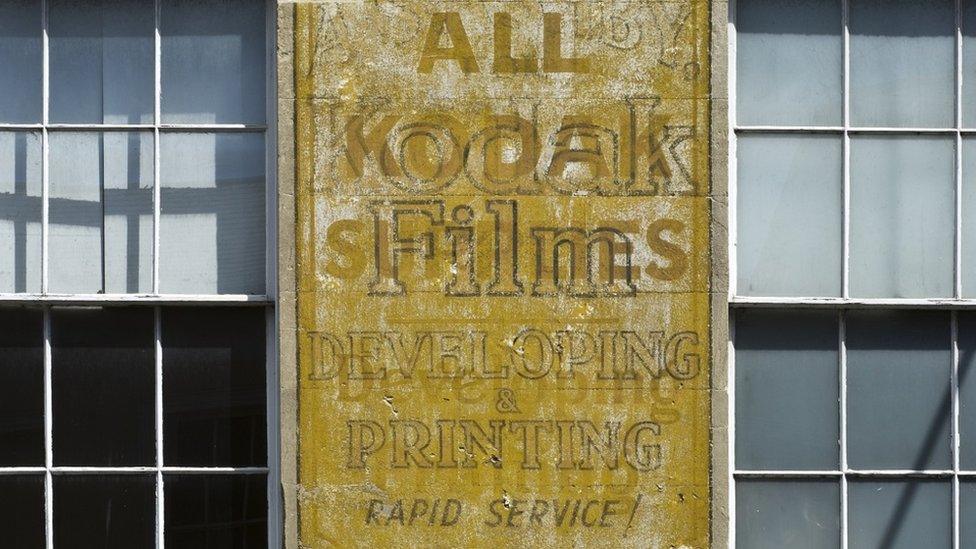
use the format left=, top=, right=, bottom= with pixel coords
left=729, top=0, right=973, bottom=547
left=0, top=1, right=281, bottom=547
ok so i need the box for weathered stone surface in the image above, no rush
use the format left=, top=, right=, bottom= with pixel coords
left=291, top=2, right=711, bottom=546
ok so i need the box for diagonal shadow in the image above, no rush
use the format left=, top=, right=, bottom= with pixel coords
left=875, top=345, right=972, bottom=548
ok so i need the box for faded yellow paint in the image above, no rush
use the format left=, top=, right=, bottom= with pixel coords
left=293, top=2, right=711, bottom=546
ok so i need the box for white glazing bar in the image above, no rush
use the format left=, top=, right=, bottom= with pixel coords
left=727, top=0, right=738, bottom=301
left=159, top=467, right=270, bottom=474
left=955, top=13, right=963, bottom=548
left=41, top=1, right=53, bottom=545
left=267, top=308, right=281, bottom=548
left=953, top=311, right=961, bottom=549
left=848, top=127, right=959, bottom=134
left=736, top=126, right=969, bottom=134
left=0, top=124, right=45, bottom=130
left=264, top=1, right=280, bottom=545
left=157, top=124, right=268, bottom=132
left=46, top=124, right=156, bottom=131
left=154, top=5, right=164, bottom=547
left=43, top=307, right=53, bottom=549
left=730, top=296, right=976, bottom=309
left=735, top=470, right=958, bottom=477
left=0, top=294, right=273, bottom=304
left=733, top=471, right=844, bottom=477
left=734, top=125, right=844, bottom=133
left=735, top=126, right=972, bottom=134
left=839, top=310, right=849, bottom=549
left=0, top=123, right=268, bottom=132
left=155, top=306, right=164, bottom=549
left=0, top=467, right=46, bottom=475
left=0, top=123, right=271, bottom=132
left=727, top=308, right=736, bottom=548
left=153, top=0, right=162, bottom=296
left=841, top=0, right=851, bottom=303
left=40, top=0, right=49, bottom=296
left=265, top=0, right=278, bottom=302
left=40, top=466, right=270, bottom=474
left=958, top=0, right=965, bottom=302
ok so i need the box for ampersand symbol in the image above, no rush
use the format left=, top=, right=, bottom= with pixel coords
left=495, top=388, right=520, bottom=414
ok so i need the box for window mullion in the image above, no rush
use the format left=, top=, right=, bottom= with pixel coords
left=153, top=4, right=163, bottom=549
left=154, top=305, right=164, bottom=549
left=152, top=0, right=162, bottom=296
left=728, top=0, right=738, bottom=301
left=839, top=309, right=849, bottom=549
left=957, top=0, right=965, bottom=302
left=955, top=0, right=964, bottom=546
left=953, top=311, right=961, bottom=549
left=40, top=0, right=49, bottom=297
left=727, top=307, right=737, bottom=547
left=841, top=0, right=851, bottom=302
left=42, top=306, right=53, bottom=549
left=41, top=1, right=53, bottom=546
left=841, top=1, right=851, bottom=540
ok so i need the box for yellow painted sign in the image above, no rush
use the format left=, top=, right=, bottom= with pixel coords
left=293, top=1, right=711, bottom=546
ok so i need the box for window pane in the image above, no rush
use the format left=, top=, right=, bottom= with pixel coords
left=53, top=475, right=155, bottom=549
left=736, top=135, right=841, bottom=296
left=850, top=136, right=954, bottom=298
left=161, top=0, right=266, bottom=124
left=958, top=313, right=976, bottom=469
left=736, top=0, right=842, bottom=126
left=735, top=310, right=839, bottom=470
left=850, top=0, right=954, bottom=128
left=846, top=311, right=950, bottom=470
left=49, top=132, right=154, bottom=294
left=160, top=133, right=266, bottom=294
left=0, top=131, right=41, bottom=293
left=736, top=480, right=839, bottom=549
left=962, top=139, right=976, bottom=297
left=962, top=481, right=976, bottom=549
left=163, top=307, right=266, bottom=466
left=0, top=1, right=42, bottom=123
left=49, top=0, right=153, bottom=124
left=52, top=307, right=154, bottom=466
left=849, top=480, right=951, bottom=549
left=164, top=474, right=267, bottom=548
left=0, top=475, right=45, bottom=549
left=0, top=308, right=43, bottom=466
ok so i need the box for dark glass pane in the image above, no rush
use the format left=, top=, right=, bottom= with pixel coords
left=163, top=307, right=266, bottom=466
left=735, top=309, right=839, bottom=470
left=846, top=310, right=951, bottom=470
left=0, top=475, right=44, bottom=549
left=53, top=475, right=155, bottom=549
left=0, top=308, right=43, bottom=465
left=736, top=479, right=840, bottom=549
left=52, top=307, right=154, bottom=466
left=849, top=480, right=951, bottom=548
left=962, top=481, right=976, bottom=548
left=164, top=474, right=267, bottom=548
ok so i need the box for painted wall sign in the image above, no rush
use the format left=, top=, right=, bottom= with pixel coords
left=292, top=1, right=711, bottom=546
